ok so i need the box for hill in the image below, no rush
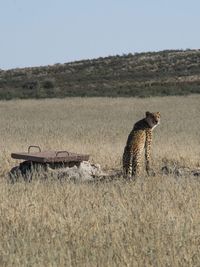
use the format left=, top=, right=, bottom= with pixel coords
left=1, top=49, right=200, bottom=99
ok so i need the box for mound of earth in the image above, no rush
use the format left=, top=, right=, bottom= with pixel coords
left=9, top=161, right=113, bottom=182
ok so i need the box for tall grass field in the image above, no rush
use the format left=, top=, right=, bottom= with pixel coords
left=0, top=96, right=200, bottom=266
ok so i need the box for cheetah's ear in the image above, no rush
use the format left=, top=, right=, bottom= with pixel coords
left=146, top=111, right=151, bottom=117
left=156, top=112, right=161, bottom=117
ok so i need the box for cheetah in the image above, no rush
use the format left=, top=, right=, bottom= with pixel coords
left=123, top=111, right=160, bottom=179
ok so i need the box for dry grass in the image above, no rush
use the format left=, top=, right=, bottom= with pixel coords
left=0, top=96, right=200, bottom=266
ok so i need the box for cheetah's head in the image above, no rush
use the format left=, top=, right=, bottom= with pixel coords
left=145, top=111, right=161, bottom=129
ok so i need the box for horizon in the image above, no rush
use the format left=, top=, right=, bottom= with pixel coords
left=1, top=0, right=200, bottom=70
left=1, top=48, right=200, bottom=71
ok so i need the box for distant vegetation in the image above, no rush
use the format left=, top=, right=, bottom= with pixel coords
left=1, top=49, right=200, bottom=99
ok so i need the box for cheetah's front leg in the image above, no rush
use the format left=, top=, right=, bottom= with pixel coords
left=145, top=130, right=155, bottom=176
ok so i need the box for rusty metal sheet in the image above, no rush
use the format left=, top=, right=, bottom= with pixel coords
left=11, top=146, right=89, bottom=163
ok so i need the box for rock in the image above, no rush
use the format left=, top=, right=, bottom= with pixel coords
left=161, top=163, right=199, bottom=177
left=192, top=169, right=200, bottom=177
left=175, top=167, right=191, bottom=176
left=161, top=165, right=174, bottom=175
left=47, top=161, right=107, bottom=181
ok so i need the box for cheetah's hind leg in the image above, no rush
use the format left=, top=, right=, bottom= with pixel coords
left=132, top=153, right=142, bottom=178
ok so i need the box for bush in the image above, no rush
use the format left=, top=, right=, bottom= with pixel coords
left=42, top=79, right=55, bottom=89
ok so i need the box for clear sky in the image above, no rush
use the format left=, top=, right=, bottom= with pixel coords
left=1, top=0, right=199, bottom=70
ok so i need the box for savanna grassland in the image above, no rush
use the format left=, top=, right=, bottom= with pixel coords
left=0, top=96, right=200, bottom=267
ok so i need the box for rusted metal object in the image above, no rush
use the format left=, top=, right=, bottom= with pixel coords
left=11, top=145, right=90, bottom=164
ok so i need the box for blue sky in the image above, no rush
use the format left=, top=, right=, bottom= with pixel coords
left=0, top=0, right=199, bottom=69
